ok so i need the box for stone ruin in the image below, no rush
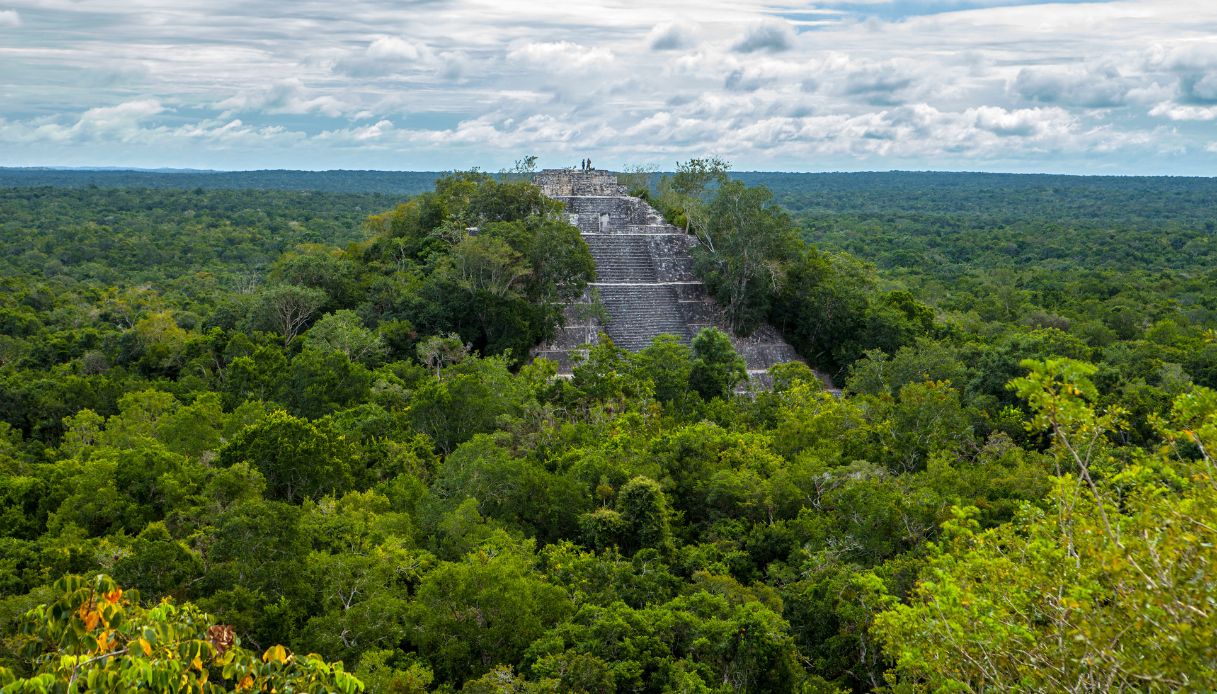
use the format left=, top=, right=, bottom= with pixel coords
left=531, top=167, right=806, bottom=385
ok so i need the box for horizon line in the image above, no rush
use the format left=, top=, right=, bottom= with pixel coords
left=2, top=166, right=1215, bottom=180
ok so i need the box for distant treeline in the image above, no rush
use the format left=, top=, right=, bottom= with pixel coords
left=5, top=168, right=1216, bottom=222
left=738, top=170, right=1217, bottom=223
left=0, top=168, right=444, bottom=195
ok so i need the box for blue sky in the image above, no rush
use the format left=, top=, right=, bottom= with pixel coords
left=0, top=0, right=1215, bottom=174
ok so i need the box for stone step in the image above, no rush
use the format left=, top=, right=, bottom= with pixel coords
left=593, top=283, right=692, bottom=350
left=558, top=196, right=656, bottom=226
left=582, top=234, right=659, bottom=282
left=539, top=322, right=602, bottom=352
left=677, top=299, right=720, bottom=324
left=620, top=224, right=682, bottom=235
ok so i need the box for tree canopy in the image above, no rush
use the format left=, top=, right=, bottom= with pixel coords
left=1, top=167, right=1216, bottom=692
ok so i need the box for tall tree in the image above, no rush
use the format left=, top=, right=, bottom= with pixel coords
left=689, top=328, right=748, bottom=399
left=660, top=156, right=730, bottom=234
left=696, top=180, right=800, bottom=334
left=256, top=284, right=328, bottom=347
left=219, top=410, right=356, bottom=503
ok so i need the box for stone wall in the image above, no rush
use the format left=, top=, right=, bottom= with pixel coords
left=535, top=169, right=627, bottom=197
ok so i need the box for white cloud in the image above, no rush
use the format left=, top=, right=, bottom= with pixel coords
left=1011, top=64, right=1135, bottom=108
left=366, top=36, right=426, bottom=62
left=507, top=41, right=614, bottom=72
left=1, top=0, right=1215, bottom=171
left=215, top=79, right=349, bottom=117
left=648, top=22, right=695, bottom=51
left=317, top=119, right=396, bottom=143
left=332, top=36, right=467, bottom=79
left=35, top=99, right=166, bottom=142
left=838, top=60, right=922, bottom=105
left=968, top=105, right=1072, bottom=137
left=733, top=20, right=794, bottom=54
left=1149, top=102, right=1217, bottom=121
left=173, top=118, right=304, bottom=146
left=0, top=9, right=19, bottom=27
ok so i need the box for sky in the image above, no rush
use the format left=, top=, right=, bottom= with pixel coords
left=1, top=0, right=1215, bottom=174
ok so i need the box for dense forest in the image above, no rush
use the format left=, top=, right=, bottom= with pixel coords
left=0, top=169, right=441, bottom=196
left=1, top=167, right=1215, bottom=692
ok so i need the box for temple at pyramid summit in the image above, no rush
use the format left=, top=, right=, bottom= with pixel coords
left=530, top=167, right=804, bottom=381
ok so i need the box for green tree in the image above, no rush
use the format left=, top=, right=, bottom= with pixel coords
left=689, top=328, right=747, bottom=399
left=285, top=347, right=373, bottom=419
left=270, top=247, right=359, bottom=312
left=257, top=284, right=328, bottom=347
left=873, top=363, right=1217, bottom=691
left=1, top=573, right=362, bottom=693
left=696, top=181, right=799, bottom=334
left=615, top=476, right=673, bottom=555
left=219, top=411, right=356, bottom=503
left=223, top=344, right=289, bottom=409
left=305, top=311, right=386, bottom=366
left=631, top=334, right=693, bottom=405
left=416, top=333, right=468, bottom=378
left=435, top=435, right=586, bottom=542
left=409, top=355, right=530, bottom=454
left=660, top=157, right=731, bottom=234
left=408, top=541, right=571, bottom=683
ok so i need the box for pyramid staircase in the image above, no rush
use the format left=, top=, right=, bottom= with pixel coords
left=530, top=169, right=806, bottom=383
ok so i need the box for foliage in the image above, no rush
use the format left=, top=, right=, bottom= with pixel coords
left=219, top=410, right=356, bottom=503
left=1, top=168, right=1216, bottom=692
left=360, top=172, right=594, bottom=360
left=688, top=328, right=748, bottom=399
left=1, top=573, right=362, bottom=693
left=874, top=364, right=1217, bottom=691
left=657, top=156, right=731, bottom=234
left=695, top=180, right=800, bottom=334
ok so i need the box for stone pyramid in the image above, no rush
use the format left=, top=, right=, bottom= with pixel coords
left=531, top=168, right=804, bottom=382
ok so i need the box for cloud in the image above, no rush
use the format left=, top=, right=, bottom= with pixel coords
left=215, top=79, right=348, bottom=117
left=1012, top=65, right=1134, bottom=108
left=1143, top=42, right=1217, bottom=106
left=1, top=0, right=1215, bottom=171
left=732, top=21, right=794, bottom=54
left=724, top=69, right=772, bottom=92
left=70, top=100, right=166, bottom=141
left=1146, top=42, right=1217, bottom=73
left=366, top=36, right=426, bottom=62
left=332, top=36, right=466, bottom=79
left=1149, top=102, right=1217, bottom=121
left=969, top=105, right=1071, bottom=137
left=694, top=102, right=1103, bottom=161
left=1178, top=72, right=1217, bottom=106
left=317, top=119, right=396, bottom=143
left=173, top=118, right=303, bottom=146
left=80, top=99, right=163, bottom=122
left=648, top=22, right=693, bottom=51
left=840, top=63, right=919, bottom=105
left=0, top=99, right=165, bottom=143
left=507, top=41, right=613, bottom=72
left=0, top=9, right=18, bottom=27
